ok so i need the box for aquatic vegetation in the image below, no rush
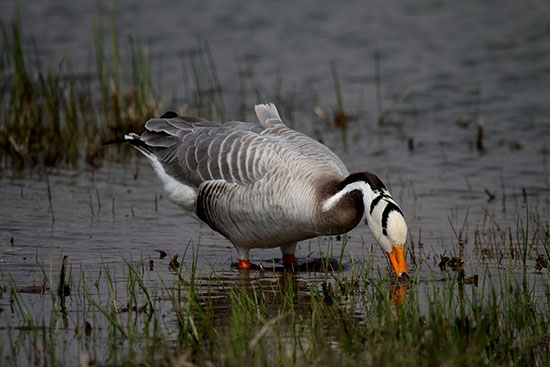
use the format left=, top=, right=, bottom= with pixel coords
left=0, top=10, right=157, bottom=168
left=0, top=11, right=233, bottom=169
left=1, top=146, right=548, bottom=367
left=0, top=7, right=357, bottom=170
left=0, top=2, right=548, bottom=366
left=1, top=195, right=549, bottom=367
left=0, top=241, right=549, bottom=366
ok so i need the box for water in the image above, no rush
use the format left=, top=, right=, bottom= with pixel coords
left=0, top=1, right=549, bottom=364
left=1, top=0, right=549, bottom=279
left=1, top=0, right=548, bottom=274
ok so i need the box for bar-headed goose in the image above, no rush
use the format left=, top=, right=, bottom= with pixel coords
left=123, top=103, right=408, bottom=276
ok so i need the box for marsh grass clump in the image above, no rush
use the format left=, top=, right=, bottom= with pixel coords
left=0, top=10, right=301, bottom=170
left=1, top=244, right=549, bottom=367
left=0, top=197, right=543, bottom=367
left=0, top=9, right=160, bottom=169
left=180, top=42, right=226, bottom=122
left=92, top=9, right=160, bottom=141
left=0, top=15, right=79, bottom=167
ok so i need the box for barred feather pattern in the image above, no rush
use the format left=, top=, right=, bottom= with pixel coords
left=128, top=104, right=351, bottom=253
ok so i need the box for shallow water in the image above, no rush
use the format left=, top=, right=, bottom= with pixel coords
left=0, top=1, right=549, bottom=365
left=1, top=0, right=548, bottom=266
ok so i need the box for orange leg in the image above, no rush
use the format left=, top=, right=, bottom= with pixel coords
left=282, top=253, right=298, bottom=265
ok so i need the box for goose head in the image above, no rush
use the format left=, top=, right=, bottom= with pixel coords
left=323, top=172, right=409, bottom=277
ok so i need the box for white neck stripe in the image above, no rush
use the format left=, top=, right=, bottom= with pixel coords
left=321, top=181, right=375, bottom=212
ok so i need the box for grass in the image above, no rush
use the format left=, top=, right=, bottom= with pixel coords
left=1, top=206, right=549, bottom=367
left=0, top=8, right=156, bottom=168
left=2, top=264, right=549, bottom=367
left=0, top=5, right=361, bottom=170
left=0, top=8, right=226, bottom=168
left=1, top=5, right=549, bottom=367
left=0, top=182, right=548, bottom=367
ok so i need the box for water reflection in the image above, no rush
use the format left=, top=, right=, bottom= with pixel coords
left=189, top=265, right=412, bottom=319
left=391, top=285, right=408, bottom=306
left=193, top=270, right=318, bottom=316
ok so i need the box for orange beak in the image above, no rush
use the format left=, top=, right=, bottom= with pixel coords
left=387, top=246, right=408, bottom=277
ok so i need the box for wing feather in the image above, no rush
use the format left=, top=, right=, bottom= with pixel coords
left=130, top=105, right=347, bottom=191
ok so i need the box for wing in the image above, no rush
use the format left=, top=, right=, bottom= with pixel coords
left=254, top=103, right=348, bottom=176
left=261, top=123, right=348, bottom=176
left=131, top=104, right=348, bottom=191
left=134, top=114, right=272, bottom=189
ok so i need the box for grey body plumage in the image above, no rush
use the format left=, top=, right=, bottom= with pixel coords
left=124, top=103, right=408, bottom=274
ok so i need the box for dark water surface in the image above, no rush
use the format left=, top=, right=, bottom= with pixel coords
left=1, top=0, right=548, bottom=269
left=0, top=1, right=549, bottom=364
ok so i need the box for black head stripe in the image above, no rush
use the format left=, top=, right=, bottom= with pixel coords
left=370, top=193, right=392, bottom=214
left=338, top=172, right=386, bottom=191
left=381, top=202, right=403, bottom=235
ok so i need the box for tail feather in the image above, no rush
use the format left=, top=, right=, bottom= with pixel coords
left=102, top=133, right=142, bottom=146
left=124, top=133, right=142, bottom=141
left=102, top=133, right=155, bottom=160
left=120, top=133, right=156, bottom=159
left=117, top=130, right=197, bottom=213
left=255, top=103, right=282, bottom=127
